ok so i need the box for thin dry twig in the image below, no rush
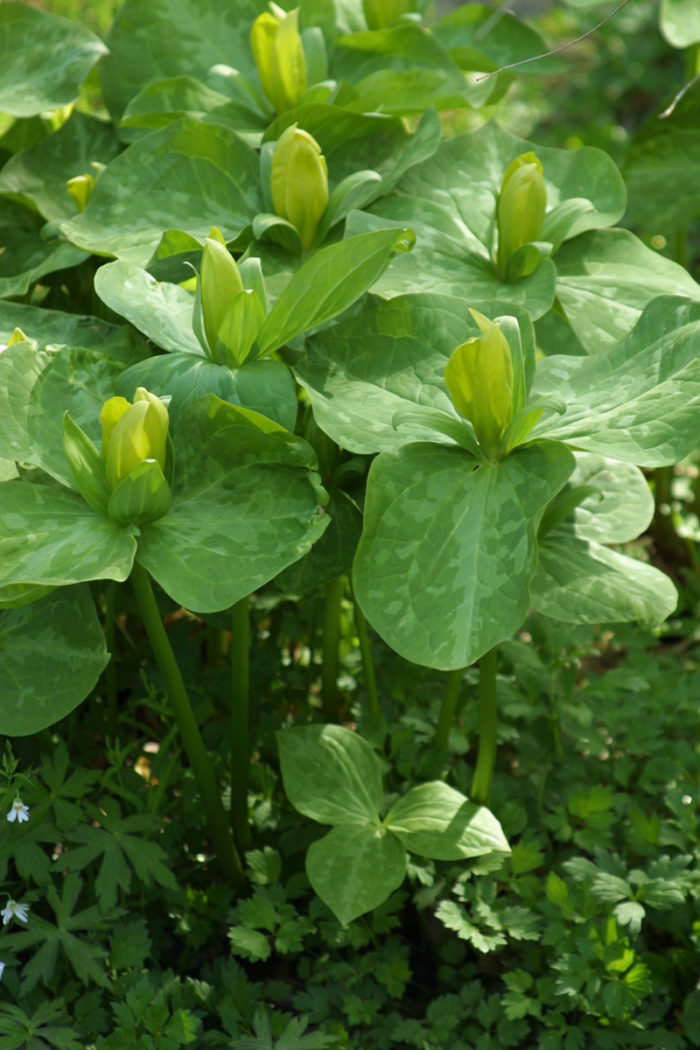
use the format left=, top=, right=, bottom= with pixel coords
left=474, top=0, right=633, bottom=81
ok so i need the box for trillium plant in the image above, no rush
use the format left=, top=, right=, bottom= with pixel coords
left=1, top=0, right=700, bottom=932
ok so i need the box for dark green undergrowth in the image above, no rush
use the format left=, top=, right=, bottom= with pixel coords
left=1, top=578, right=699, bottom=1048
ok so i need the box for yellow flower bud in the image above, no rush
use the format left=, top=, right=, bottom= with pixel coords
left=271, top=124, right=328, bottom=251
left=444, top=310, right=514, bottom=461
left=496, top=152, right=546, bottom=280
left=100, top=388, right=169, bottom=492
left=201, top=229, right=244, bottom=354
left=250, top=5, right=307, bottom=114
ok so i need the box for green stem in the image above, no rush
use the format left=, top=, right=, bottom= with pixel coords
left=435, top=668, right=464, bottom=752
left=103, top=581, right=118, bottom=740
left=322, top=576, right=344, bottom=722
left=548, top=673, right=564, bottom=760
left=470, top=647, right=499, bottom=805
left=130, top=562, right=245, bottom=890
left=353, top=598, right=380, bottom=720
left=652, top=464, right=682, bottom=560
left=230, top=596, right=251, bottom=853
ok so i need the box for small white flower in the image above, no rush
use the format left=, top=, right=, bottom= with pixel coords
left=6, top=797, right=29, bottom=824
left=0, top=962, right=4, bottom=982
left=1, top=900, right=29, bottom=926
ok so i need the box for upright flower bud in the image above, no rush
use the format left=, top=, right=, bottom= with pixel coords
left=445, top=310, right=515, bottom=461
left=496, top=152, right=546, bottom=280
left=251, top=4, right=307, bottom=114
left=271, top=124, right=328, bottom=251
left=66, top=162, right=105, bottom=212
left=99, top=389, right=172, bottom=525
left=200, top=230, right=245, bottom=354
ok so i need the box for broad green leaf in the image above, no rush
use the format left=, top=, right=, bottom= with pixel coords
left=0, top=343, right=126, bottom=487
left=296, top=294, right=535, bottom=453
left=135, top=397, right=328, bottom=611
left=0, top=4, right=107, bottom=118
left=306, top=824, right=406, bottom=924
left=377, top=121, right=625, bottom=251
left=533, top=297, right=700, bottom=466
left=560, top=454, right=653, bottom=544
left=0, top=112, right=121, bottom=223
left=432, top=3, right=565, bottom=78
left=385, top=782, right=510, bottom=860
left=623, top=82, right=700, bottom=233
left=0, top=300, right=148, bottom=367
left=94, top=261, right=201, bottom=355
left=257, top=228, right=414, bottom=354
left=277, top=724, right=383, bottom=825
left=119, top=75, right=267, bottom=142
left=276, top=489, right=362, bottom=593
left=353, top=440, right=575, bottom=669
left=660, top=0, right=700, bottom=47
left=0, top=198, right=88, bottom=299
left=531, top=533, right=677, bottom=629
left=0, top=587, right=109, bottom=736
left=335, top=67, right=491, bottom=116
left=99, top=0, right=262, bottom=120
left=264, top=104, right=441, bottom=191
left=61, top=120, right=263, bottom=266
left=345, top=205, right=557, bottom=316
left=554, top=228, right=700, bottom=352
left=331, top=22, right=482, bottom=112
left=117, top=353, right=298, bottom=430
left=0, top=482, right=137, bottom=591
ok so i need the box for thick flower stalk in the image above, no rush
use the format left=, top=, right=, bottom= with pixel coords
left=271, top=124, right=328, bottom=251
left=250, top=3, right=307, bottom=114
left=496, top=151, right=546, bottom=280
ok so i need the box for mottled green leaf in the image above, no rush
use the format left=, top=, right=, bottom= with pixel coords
left=135, top=397, right=328, bottom=611
left=0, top=587, right=109, bottom=736
left=257, top=228, right=414, bottom=354
left=533, top=297, right=700, bottom=466
left=344, top=205, right=556, bottom=319
left=306, top=824, right=406, bottom=925
left=560, top=454, right=653, bottom=544
left=385, top=782, right=510, bottom=860
left=264, top=104, right=441, bottom=191
left=660, top=0, right=700, bottom=47
left=100, top=0, right=262, bottom=120
left=61, top=120, right=262, bottom=265
left=0, top=482, right=137, bottom=591
left=532, top=533, right=677, bottom=629
left=120, top=75, right=267, bottom=142
left=277, top=724, right=383, bottom=825
left=296, top=294, right=534, bottom=453
left=554, top=228, right=700, bottom=352
left=353, top=440, right=575, bottom=669
left=94, top=261, right=201, bottom=355
left=117, top=353, right=298, bottom=430
left=276, top=489, right=361, bottom=593
left=0, top=300, right=148, bottom=367
left=0, top=112, right=121, bottom=223
left=0, top=4, right=107, bottom=118
left=0, top=198, right=87, bottom=299
left=0, top=343, right=126, bottom=487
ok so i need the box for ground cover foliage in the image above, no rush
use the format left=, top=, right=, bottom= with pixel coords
left=0, top=0, right=699, bottom=1045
